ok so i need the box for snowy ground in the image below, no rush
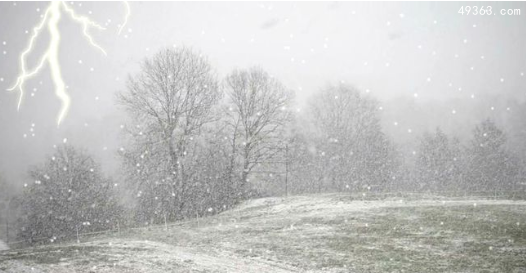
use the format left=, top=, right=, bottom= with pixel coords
left=1, top=193, right=526, bottom=272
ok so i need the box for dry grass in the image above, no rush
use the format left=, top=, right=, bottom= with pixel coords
left=1, top=194, right=526, bottom=272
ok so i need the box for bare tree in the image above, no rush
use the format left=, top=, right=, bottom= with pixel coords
left=0, top=174, right=17, bottom=244
left=303, top=84, right=399, bottom=192
left=414, top=128, right=463, bottom=192
left=223, top=67, right=293, bottom=198
left=117, top=47, right=221, bottom=221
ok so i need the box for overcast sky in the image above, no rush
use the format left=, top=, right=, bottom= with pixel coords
left=1, top=1, right=525, bottom=185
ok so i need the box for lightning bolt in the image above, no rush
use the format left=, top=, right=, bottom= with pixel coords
left=8, top=1, right=131, bottom=126
left=118, top=1, right=131, bottom=35
left=61, top=2, right=107, bottom=56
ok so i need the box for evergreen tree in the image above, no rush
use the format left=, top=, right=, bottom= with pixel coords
left=18, top=145, right=121, bottom=243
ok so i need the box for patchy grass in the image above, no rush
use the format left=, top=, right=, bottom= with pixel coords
left=1, top=194, right=526, bottom=272
left=319, top=205, right=526, bottom=273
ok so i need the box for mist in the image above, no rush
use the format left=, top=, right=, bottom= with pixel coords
left=1, top=2, right=525, bottom=185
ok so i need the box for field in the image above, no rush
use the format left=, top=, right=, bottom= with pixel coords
left=1, top=194, right=526, bottom=273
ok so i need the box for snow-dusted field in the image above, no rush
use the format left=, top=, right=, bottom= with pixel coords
left=1, top=194, right=526, bottom=272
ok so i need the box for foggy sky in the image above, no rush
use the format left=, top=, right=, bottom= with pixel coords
left=1, top=1, right=525, bottom=186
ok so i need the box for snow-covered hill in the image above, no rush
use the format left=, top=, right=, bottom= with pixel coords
left=1, top=194, right=526, bottom=273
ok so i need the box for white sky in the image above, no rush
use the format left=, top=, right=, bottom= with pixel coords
left=0, top=1, right=525, bottom=184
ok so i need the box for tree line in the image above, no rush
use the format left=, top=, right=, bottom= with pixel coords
left=2, top=46, right=525, bottom=244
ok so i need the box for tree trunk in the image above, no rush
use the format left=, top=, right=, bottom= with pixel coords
left=239, top=142, right=251, bottom=200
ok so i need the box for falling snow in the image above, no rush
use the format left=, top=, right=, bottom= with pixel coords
left=1, top=2, right=526, bottom=273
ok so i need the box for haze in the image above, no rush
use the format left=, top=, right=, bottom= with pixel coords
left=0, top=1, right=525, bottom=185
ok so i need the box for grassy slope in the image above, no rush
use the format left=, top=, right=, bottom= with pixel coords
left=1, top=194, right=526, bottom=273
